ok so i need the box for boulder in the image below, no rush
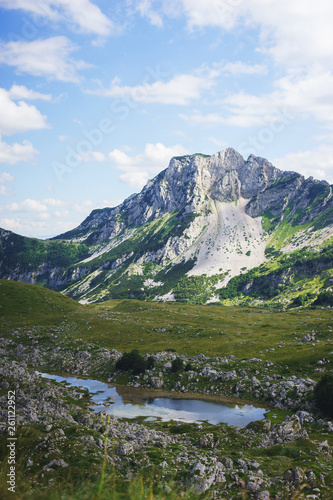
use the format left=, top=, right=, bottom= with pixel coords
left=199, top=433, right=218, bottom=449
left=150, top=377, right=164, bottom=389
left=284, top=467, right=304, bottom=484
left=116, top=442, right=133, bottom=456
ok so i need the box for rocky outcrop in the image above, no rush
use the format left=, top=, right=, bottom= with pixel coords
left=56, top=149, right=284, bottom=243
left=1, top=147, right=332, bottom=303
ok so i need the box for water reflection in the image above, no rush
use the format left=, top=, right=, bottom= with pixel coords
left=38, top=372, right=267, bottom=428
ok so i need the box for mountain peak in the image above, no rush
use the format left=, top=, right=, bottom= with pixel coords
left=1, top=147, right=333, bottom=306
left=55, top=148, right=285, bottom=242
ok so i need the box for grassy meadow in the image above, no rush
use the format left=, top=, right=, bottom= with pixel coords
left=1, top=279, right=333, bottom=499
left=1, top=279, right=332, bottom=378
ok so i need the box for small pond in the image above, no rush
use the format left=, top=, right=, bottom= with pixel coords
left=39, top=372, right=268, bottom=428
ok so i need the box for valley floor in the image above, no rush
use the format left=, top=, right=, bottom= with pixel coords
left=0, top=339, right=333, bottom=498
left=0, top=282, right=333, bottom=499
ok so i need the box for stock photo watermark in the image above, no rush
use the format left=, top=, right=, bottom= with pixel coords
left=52, top=64, right=170, bottom=183
left=215, top=0, right=242, bottom=20
left=7, top=390, right=16, bottom=493
left=238, top=108, right=295, bottom=157
left=8, top=7, right=49, bottom=43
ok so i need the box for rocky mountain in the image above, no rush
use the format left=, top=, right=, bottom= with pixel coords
left=1, top=148, right=333, bottom=307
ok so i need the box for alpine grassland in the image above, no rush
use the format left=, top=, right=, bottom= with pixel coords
left=1, top=280, right=333, bottom=499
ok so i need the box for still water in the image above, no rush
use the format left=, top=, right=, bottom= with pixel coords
left=39, top=372, right=267, bottom=428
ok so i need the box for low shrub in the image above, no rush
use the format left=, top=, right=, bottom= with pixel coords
left=171, top=357, right=184, bottom=373
left=115, top=350, right=147, bottom=375
left=314, top=374, right=333, bottom=417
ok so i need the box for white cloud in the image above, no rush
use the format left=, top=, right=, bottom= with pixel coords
left=217, top=68, right=333, bottom=128
left=273, top=145, right=333, bottom=185
left=174, top=0, right=333, bottom=68
left=0, top=172, right=14, bottom=183
left=43, top=198, right=65, bottom=207
left=0, top=172, right=14, bottom=196
left=78, top=151, right=107, bottom=162
left=0, top=0, right=114, bottom=36
left=6, top=198, right=49, bottom=213
left=0, top=197, right=99, bottom=237
left=0, top=136, right=39, bottom=164
left=180, top=111, right=225, bottom=126
left=208, top=137, right=228, bottom=148
left=72, top=200, right=94, bottom=213
left=87, top=72, right=216, bottom=105
left=135, top=1, right=333, bottom=70
left=96, top=198, right=124, bottom=209
left=248, top=0, right=333, bottom=68
left=0, top=37, right=91, bottom=82
left=8, top=85, right=52, bottom=101
left=178, top=0, right=245, bottom=30
left=221, top=61, right=267, bottom=76
left=109, top=142, right=189, bottom=188
left=136, top=0, right=164, bottom=27
left=180, top=66, right=333, bottom=130
left=0, top=218, right=48, bottom=235
left=0, top=87, right=49, bottom=136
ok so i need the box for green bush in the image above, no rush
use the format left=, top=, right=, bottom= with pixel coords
left=291, top=294, right=310, bottom=307
left=115, top=350, right=147, bottom=375
left=314, top=374, right=333, bottom=417
left=313, top=291, right=333, bottom=306
left=185, top=362, right=193, bottom=371
left=146, top=356, right=155, bottom=370
left=171, top=358, right=184, bottom=373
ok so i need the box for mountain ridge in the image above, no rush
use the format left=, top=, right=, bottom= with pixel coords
left=1, top=147, right=333, bottom=307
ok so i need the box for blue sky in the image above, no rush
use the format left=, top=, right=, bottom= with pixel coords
left=1, top=0, right=333, bottom=238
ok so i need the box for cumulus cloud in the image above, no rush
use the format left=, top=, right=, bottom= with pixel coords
left=6, top=198, right=49, bottom=214
left=273, top=145, right=333, bottom=185
left=7, top=85, right=52, bottom=101
left=225, top=68, right=333, bottom=128
left=87, top=72, right=216, bottom=105
left=0, top=197, right=99, bottom=237
left=0, top=136, right=39, bottom=164
left=136, top=0, right=164, bottom=27
left=181, top=68, right=333, bottom=129
left=0, top=218, right=49, bottom=235
left=174, top=0, right=333, bottom=68
left=137, top=1, right=333, bottom=70
left=0, top=0, right=114, bottom=36
left=208, top=137, right=228, bottom=148
left=0, top=37, right=91, bottom=82
left=0, top=172, right=14, bottom=196
left=109, top=142, right=189, bottom=188
left=0, top=87, right=49, bottom=136
left=221, top=61, right=267, bottom=76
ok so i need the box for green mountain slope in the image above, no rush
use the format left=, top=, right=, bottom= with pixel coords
left=0, top=148, right=332, bottom=307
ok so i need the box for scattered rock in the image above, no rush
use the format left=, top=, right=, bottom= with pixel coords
left=150, top=377, right=164, bottom=389
left=116, top=442, right=133, bottom=456
left=284, top=467, right=304, bottom=484
left=43, top=459, right=68, bottom=470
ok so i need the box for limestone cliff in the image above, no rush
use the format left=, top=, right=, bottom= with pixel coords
left=1, top=148, right=332, bottom=306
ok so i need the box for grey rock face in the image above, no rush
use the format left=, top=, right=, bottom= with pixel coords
left=116, top=443, right=133, bottom=456
left=257, top=491, right=270, bottom=500
left=199, top=433, right=218, bottom=449
left=284, top=467, right=304, bottom=484
left=246, top=475, right=263, bottom=492
left=150, top=377, right=164, bottom=389
left=261, top=415, right=309, bottom=447
left=1, top=146, right=333, bottom=302
left=189, top=460, right=226, bottom=494
left=62, top=148, right=283, bottom=242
